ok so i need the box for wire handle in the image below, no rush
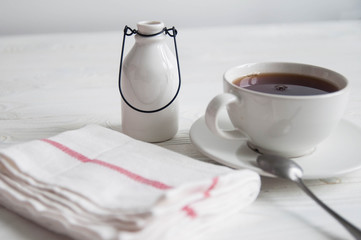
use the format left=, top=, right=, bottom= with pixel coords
left=118, top=26, right=181, bottom=113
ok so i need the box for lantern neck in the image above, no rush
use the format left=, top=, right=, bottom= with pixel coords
left=137, top=21, right=165, bottom=35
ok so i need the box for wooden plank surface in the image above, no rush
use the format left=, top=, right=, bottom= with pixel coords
left=1, top=20, right=361, bottom=240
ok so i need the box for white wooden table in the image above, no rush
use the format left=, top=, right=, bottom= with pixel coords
left=1, top=20, right=361, bottom=240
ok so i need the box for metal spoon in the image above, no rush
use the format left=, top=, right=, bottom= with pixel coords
left=257, top=154, right=361, bottom=240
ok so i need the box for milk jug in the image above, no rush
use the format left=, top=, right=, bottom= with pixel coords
left=119, top=21, right=181, bottom=142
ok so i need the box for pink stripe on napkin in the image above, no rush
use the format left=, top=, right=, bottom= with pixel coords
left=181, top=176, right=219, bottom=218
left=42, top=139, right=172, bottom=190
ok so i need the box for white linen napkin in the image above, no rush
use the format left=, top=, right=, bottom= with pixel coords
left=0, top=125, right=260, bottom=240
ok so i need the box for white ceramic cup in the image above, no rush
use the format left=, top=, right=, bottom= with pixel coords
left=205, top=62, right=349, bottom=158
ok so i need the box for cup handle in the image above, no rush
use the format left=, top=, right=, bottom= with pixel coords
left=205, top=93, right=247, bottom=139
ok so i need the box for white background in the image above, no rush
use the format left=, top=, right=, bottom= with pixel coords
left=0, top=0, right=360, bottom=35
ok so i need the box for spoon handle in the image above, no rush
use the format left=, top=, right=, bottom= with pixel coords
left=296, top=179, right=361, bottom=240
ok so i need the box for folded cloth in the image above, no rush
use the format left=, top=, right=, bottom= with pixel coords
left=0, top=125, right=260, bottom=240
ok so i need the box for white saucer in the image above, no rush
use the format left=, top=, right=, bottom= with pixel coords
left=190, top=115, right=361, bottom=179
